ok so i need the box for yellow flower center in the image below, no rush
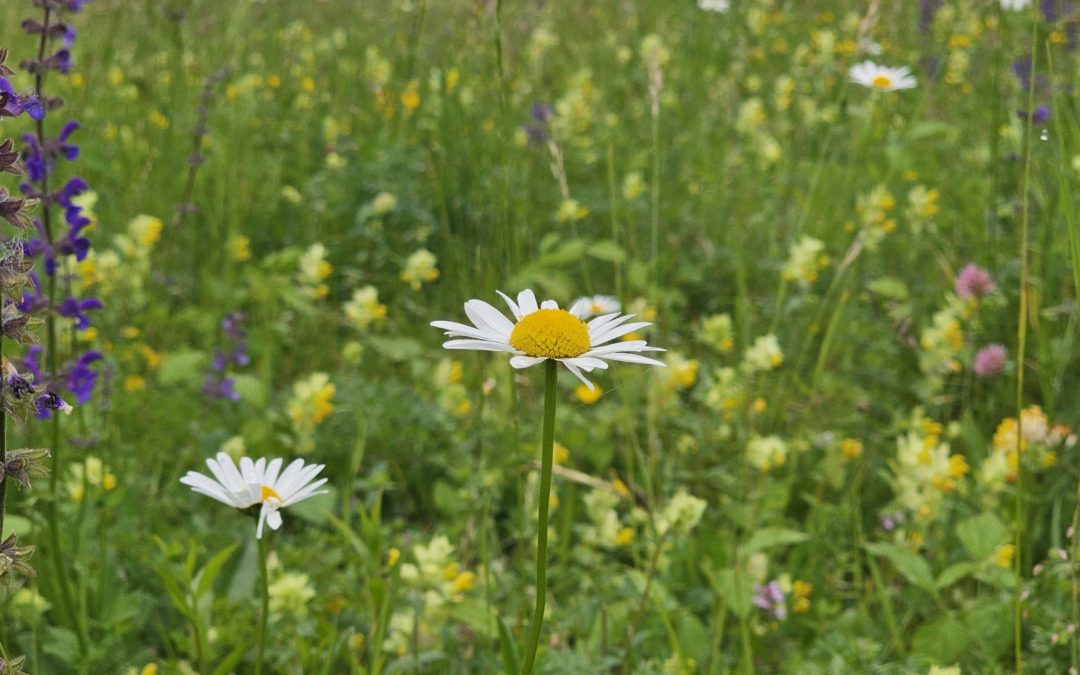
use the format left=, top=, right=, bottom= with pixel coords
left=871, top=75, right=892, bottom=89
left=261, top=485, right=283, bottom=503
left=509, top=309, right=590, bottom=359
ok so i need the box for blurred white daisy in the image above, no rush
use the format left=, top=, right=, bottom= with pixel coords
left=431, top=289, right=665, bottom=390
left=698, top=0, right=729, bottom=12
left=1000, top=0, right=1031, bottom=9
left=849, top=61, right=917, bottom=92
left=180, top=452, right=329, bottom=538
left=570, top=294, right=621, bottom=319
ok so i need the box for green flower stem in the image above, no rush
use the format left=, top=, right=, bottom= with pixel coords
left=522, top=359, right=558, bottom=675
left=256, top=534, right=270, bottom=675
left=1014, top=10, right=1039, bottom=672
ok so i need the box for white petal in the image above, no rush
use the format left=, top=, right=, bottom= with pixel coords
left=496, top=290, right=522, bottom=320
left=181, top=474, right=239, bottom=507
left=510, top=355, right=546, bottom=369
left=587, top=312, right=625, bottom=331
left=431, top=320, right=505, bottom=341
left=442, top=339, right=518, bottom=353
left=208, top=453, right=246, bottom=495
left=266, top=509, right=283, bottom=531
left=540, top=299, right=558, bottom=310
left=464, top=300, right=515, bottom=337
left=590, top=321, right=652, bottom=346
left=561, top=361, right=595, bottom=390
left=562, top=356, right=609, bottom=371
left=517, top=289, right=539, bottom=316
left=585, top=341, right=664, bottom=356
left=284, top=480, right=329, bottom=506
left=594, top=352, right=666, bottom=366
left=264, top=458, right=284, bottom=489
left=569, top=298, right=590, bottom=318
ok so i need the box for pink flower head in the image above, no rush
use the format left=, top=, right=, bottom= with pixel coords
left=973, top=344, right=1007, bottom=377
left=955, top=264, right=995, bottom=300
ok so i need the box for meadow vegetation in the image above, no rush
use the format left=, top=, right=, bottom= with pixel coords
left=1, top=0, right=1079, bottom=673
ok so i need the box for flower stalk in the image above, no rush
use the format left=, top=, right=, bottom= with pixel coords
left=522, top=359, right=558, bottom=674
left=256, top=533, right=270, bottom=674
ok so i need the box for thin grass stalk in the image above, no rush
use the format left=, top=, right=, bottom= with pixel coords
left=521, top=360, right=558, bottom=675
left=1013, top=10, right=1040, bottom=672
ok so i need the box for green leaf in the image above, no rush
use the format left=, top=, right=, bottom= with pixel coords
left=956, top=512, right=1009, bottom=561
left=540, top=238, right=587, bottom=265
left=742, top=527, right=810, bottom=554
left=935, top=561, right=980, bottom=590
left=158, top=350, right=209, bottom=386
left=193, top=543, right=239, bottom=600
left=587, top=239, right=627, bottom=263
left=912, top=612, right=968, bottom=664
left=497, top=615, right=521, bottom=675
left=712, top=568, right=755, bottom=619
left=863, top=542, right=936, bottom=592
left=231, top=374, right=267, bottom=407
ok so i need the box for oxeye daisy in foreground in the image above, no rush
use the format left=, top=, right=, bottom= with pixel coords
left=180, top=452, right=328, bottom=674
left=849, top=61, right=917, bottom=92
left=180, top=452, right=328, bottom=539
left=432, top=288, right=664, bottom=674
left=431, top=288, right=664, bottom=391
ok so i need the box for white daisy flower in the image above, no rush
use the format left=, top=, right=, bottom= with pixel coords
left=1000, top=0, right=1031, bottom=9
left=849, top=61, right=917, bottom=92
left=698, top=0, right=729, bottom=12
left=180, top=452, right=329, bottom=539
left=570, top=294, right=622, bottom=319
left=431, top=289, right=665, bottom=390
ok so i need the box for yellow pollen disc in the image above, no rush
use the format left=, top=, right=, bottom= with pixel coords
left=871, top=75, right=892, bottom=89
left=509, top=309, right=591, bottom=359
left=261, top=485, right=283, bottom=502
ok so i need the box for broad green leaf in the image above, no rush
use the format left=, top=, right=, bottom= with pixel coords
left=863, top=542, right=936, bottom=592
left=955, top=512, right=1009, bottom=561
left=935, top=561, right=980, bottom=590
left=912, top=612, right=968, bottom=664
left=588, top=239, right=627, bottom=263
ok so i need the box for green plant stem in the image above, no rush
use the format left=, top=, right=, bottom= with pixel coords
left=1014, top=12, right=1039, bottom=672
left=521, top=360, right=558, bottom=675
left=256, top=534, right=270, bottom=675
left=620, top=530, right=669, bottom=674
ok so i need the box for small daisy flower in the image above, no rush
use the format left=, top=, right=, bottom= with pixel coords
left=431, top=289, right=665, bottom=390
left=180, top=452, right=329, bottom=538
left=570, top=294, right=621, bottom=319
left=849, top=61, right=917, bottom=92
